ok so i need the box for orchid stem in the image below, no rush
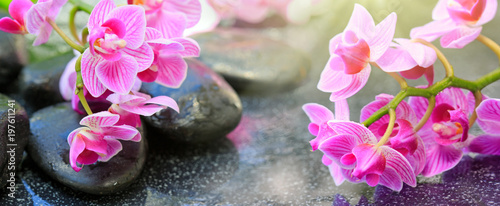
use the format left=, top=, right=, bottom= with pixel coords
left=413, top=96, right=435, bottom=132
left=74, top=55, right=93, bottom=115
left=388, top=72, right=408, bottom=89
left=68, top=0, right=93, bottom=14
left=69, top=6, right=83, bottom=45
left=469, top=90, right=483, bottom=127
left=414, top=38, right=454, bottom=77
left=46, top=18, right=85, bottom=53
left=376, top=108, right=396, bottom=147
left=477, top=34, right=500, bottom=64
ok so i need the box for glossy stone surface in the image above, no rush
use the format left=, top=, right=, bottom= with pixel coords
left=141, top=59, right=242, bottom=143
left=0, top=94, right=29, bottom=189
left=27, top=103, right=147, bottom=195
left=19, top=53, right=73, bottom=114
left=193, top=29, right=311, bottom=94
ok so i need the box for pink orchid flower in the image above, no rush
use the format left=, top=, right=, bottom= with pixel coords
left=409, top=87, right=470, bottom=177
left=318, top=121, right=416, bottom=191
left=106, top=91, right=179, bottom=127
left=377, top=38, right=436, bottom=86
left=68, top=111, right=141, bottom=172
left=81, top=0, right=154, bottom=97
left=317, top=4, right=397, bottom=101
left=468, top=98, right=500, bottom=155
left=128, top=0, right=202, bottom=38
left=0, top=0, right=33, bottom=34
left=360, top=94, right=426, bottom=175
left=411, top=0, right=497, bottom=48
left=25, top=0, right=67, bottom=46
left=138, top=27, right=200, bottom=88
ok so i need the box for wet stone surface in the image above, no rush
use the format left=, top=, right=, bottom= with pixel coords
left=18, top=53, right=73, bottom=115
left=27, top=103, right=147, bottom=195
left=0, top=94, right=29, bottom=189
left=141, top=59, right=242, bottom=143
left=192, top=28, right=311, bottom=94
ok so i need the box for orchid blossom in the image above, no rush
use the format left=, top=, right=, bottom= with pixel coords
left=81, top=0, right=154, bottom=97
left=25, top=0, right=67, bottom=46
left=0, top=0, right=33, bottom=34
left=409, top=87, right=470, bottom=177
left=317, top=4, right=397, bottom=101
left=128, top=0, right=202, bottom=38
left=107, top=91, right=179, bottom=127
left=411, top=0, right=498, bottom=48
left=68, top=111, right=140, bottom=172
left=468, top=99, right=500, bottom=155
left=138, top=27, right=200, bottom=88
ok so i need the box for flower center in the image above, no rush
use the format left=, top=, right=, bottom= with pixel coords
left=334, top=30, right=371, bottom=75
left=432, top=122, right=463, bottom=138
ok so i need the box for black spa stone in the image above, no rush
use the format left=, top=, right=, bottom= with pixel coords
left=192, top=28, right=311, bottom=94
left=19, top=53, right=74, bottom=114
left=0, top=12, right=26, bottom=93
left=141, top=59, right=242, bottom=143
left=0, top=93, right=29, bottom=189
left=27, top=103, right=147, bottom=195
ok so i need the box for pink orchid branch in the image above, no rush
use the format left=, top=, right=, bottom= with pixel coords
left=476, top=34, right=500, bottom=64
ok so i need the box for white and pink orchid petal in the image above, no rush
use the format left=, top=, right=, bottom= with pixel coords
left=80, top=132, right=108, bottom=155
left=144, top=95, right=179, bottom=113
left=440, top=26, right=482, bottom=49
left=317, top=57, right=352, bottom=92
left=476, top=98, right=500, bottom=134
left=409, top=94, right=430, bottom=120
left=376, top=47, right=417, bottom=72
left=351, top=144, right=386, bottom=179
left=137, top=68, right=158, bottom=83
left=98, top=139, right=122, bottom=162
left=318, top=134, right=359, bottom=169
left=32, top=22, right=52, bottom=46
left=171, top=37, right=200, bottom=57
left=164, top=0, right=202, bottom=28
left=468, top=134, right=500, bottom=155
left=421, top=144, right=463, bottom=177
left=183, top=0, right=220, bottom=36
left=0, top=18, right=24, bottom=34
left=101, top=18, right=127, bottom=38
left=120, top=104, right=166, bottom=116
left=109, top=105, right=142, bottom=127
left=102, top=125, right=139, bottom=141
left=107, top=5, right=146, bottom=49
left=59, top=56, right=78, bottom=100
left=409, top=136, right=426, bottom=175
left=67, top=127, right=86, bottom=145
left=147, top=11, right=186, bottom=39
left=9, top=0, right=33, bottom=25
left=310, top=124, right=337, bottom=151
left=432, top=0, right=450, bottom=20
left=47, top=0, right=67, bottom=19
left=145, top=27, right=163, bottom=41
left=378, top=166, right=403, bottom=192
left=435, top=87, right=468, bottom=113
left=327, top=121, right=378, bottom=144
left=389, top=119, right=419, bottom=155
left=302, top=103, right=334, bottom=124
left=234, top=3, right=269, bottom=23
left=345, top=4, right=375, bottom=40
left=87, top=0, right=116, bottom=31
left=396, top=38, right=437, bottom=68
left=476, top=0, right=497, bottom=25
left=368, top=12, right=397, bottom=61
left=130, top=132, right=142, bottom=142
left=69, top=134, right=86, bottom=172
left=380, top=146, right=416, bottom=187
left=106, top=93, right=145, bottom=105
left=122, top=43, right=154, bottom=72
left=155, top=54, right=188, bottom=88
left=335, top=30, right=371, bottom=74
left=80, top=111, right=120, bottom=129
left=424, top=65, right=435, bottom=86
left=76, top=150, right=100, bottom=166
left=335, top=99, right=350, bottom=121
left=447, top=0, right=486, bottom=24
left=329, top=64, right=371, bottom=102
left=25, top=1, right=50, bottom=34
left=81, top=49, right=107, bottom=97
left=329, top=163, right=346, bottom=186
left=96, top=55, right=139, bottom=95
left=341, top=168, right=364, bottom=183
left=410, top=19, right=457, bottom=42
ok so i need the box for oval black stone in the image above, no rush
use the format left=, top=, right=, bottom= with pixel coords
left=192, top=28, right=311, bottom=94
left=141, top=59, right=242, bottom=143
left=0, top=93, right=29, bottom=189
left=27, top=103, right=147, bottom=195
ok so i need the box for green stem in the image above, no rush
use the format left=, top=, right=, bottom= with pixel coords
left=388, top=72, right=408, bottom=89
left=74, top=55, right=93, bottom=115
left=69, top=6, right=82, bottom=45
left=477, top=34, right=500, bottom=64
left=413, top=96, right=435, bottom=132
left=81, top=27, right=89, bottom=45
left=46, top=18, right=85, bottom=53
left=376, top=108, right=396, bottom=147
left=68, top=0, right=93, bottom=14
left=469, top=90, right=483, bottom=127
left=414, top=38, right=454, bottom=77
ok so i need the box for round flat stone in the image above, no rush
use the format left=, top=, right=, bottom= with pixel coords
left=0, top=94, right=29, bottom=189
left=192, top=28, right=311, bottom=94
left=28, top=103, right=147, bottom=195
left=141, top=59, right=242, bottom=143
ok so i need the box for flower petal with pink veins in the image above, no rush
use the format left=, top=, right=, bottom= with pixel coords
left=380, top=146, right=416, bottom=187
left=0, top=18, right=24, bottom=34
left=101, top=18, right=127, bottom=38
left=171, top=37, right=200, bottom=57
left=376, top=47, right=417, bottom=72
left=122, top=43, right=154, bottom=72
left=432, top=0, right=451, bottom=20
left=468, top=134, right=500, bottom=155
left=368, top=12, right=396, bottom=61
left=80, top=131, right=108, bottom=155
left=440, top=26, right=482, bottom=49
left=163, top=0, right=202, bottom=27
left=351, top=144, right=386, bottom=179
left=102, top=125, right=139, bottom=141
left=145, top=27, right=163, bottom=41
left=147, top=10, right=186, bottom=39
left=155, top=54, right=188, bottom=88
left=422, top=144, right=462, bottom=177
left=476, top=98, right=500, bottom=134
left=88, top=0, right=116, bottom=31
left=329, top=164, right=346, bottom=186
left=378, top=166, right=403, bottom=191
left=396, top=38, right=437, bottom=68
left=329, top=64, right=371, bottom=102
left=335, top=30, right=370, bottom=74
left=410, top=19, right=457, bottom=42
left=82, top=49, right=107, bottom=97
left=96, top=55, right=139, bottom=95
left=317, top=57, right=352, bottom=93
left=106, top=93, right=145, bottom=105
left=302, top=103, right=334, bottom=125
left=69, top=134, right=86, bottom=172
left=107, top=5, right=146, bottom=49
left=318, top=134, right=360, bottom=169
left=80, top=111, right=120, bottom=129
left=409, top=94, right=430, bottom=120
left=435, top=87, right=468, bottom=113
left=344, top=4, right=375, bottom=40
left=476, top=0, right=497, bottom=25
left=328, top=121, right=377, bottom=144
left=137, top=68, right=158, bottom=83
left=144, top=95, right=179, bottom=113
left=59, top=56, right=78, bottom=100
left=98, top=139, right=123, bottom=162
left=335, top=99, right=350, bottom=121
left=389, top=120, right=419, bottom=156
